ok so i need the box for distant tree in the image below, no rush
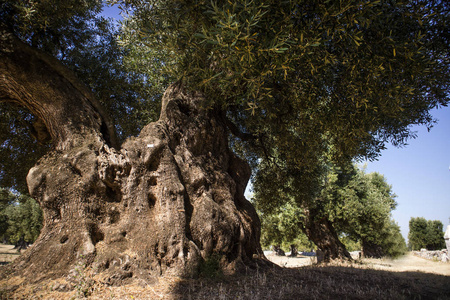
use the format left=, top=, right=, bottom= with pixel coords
left=326, top=166, right=402, bottom=258
left=255, top=164, right=407, bottom=258
left=376, top=220, right=408, bottom=258
left=0, top=188, right=43, bottom=245
left=255, top=200, right=314, bottom=252
left=408, top=217, right=445, bottom=250
left=408, top=217, right=429, bottom=250
left=423, top=220, right=445, bottom=250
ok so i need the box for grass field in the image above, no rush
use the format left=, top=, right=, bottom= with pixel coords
left=1, top=244, right=449, bottom=299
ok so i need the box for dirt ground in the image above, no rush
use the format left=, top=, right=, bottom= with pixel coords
left=265, top=251, right=450, bottom=276
left=2, top=244, right=448, bottom=275
left=1, top=245, right=449, bottom=299
left=0, top=244, right=21, bottom=265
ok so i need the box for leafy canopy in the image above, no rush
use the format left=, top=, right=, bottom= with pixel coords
left=254, top=164, right=407, bottom=257
left=118, top=0, right=449, bottom=164
left=408, top=217, right=446, bottom=250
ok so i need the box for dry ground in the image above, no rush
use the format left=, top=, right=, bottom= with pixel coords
left=266, top=251, right=450, bottom=276
left=0, top=245, right=20, bottom=266
left=1, top=244, right=449, bottom=299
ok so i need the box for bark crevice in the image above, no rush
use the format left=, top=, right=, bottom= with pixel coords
left=1, top=78, right=263, bottom=284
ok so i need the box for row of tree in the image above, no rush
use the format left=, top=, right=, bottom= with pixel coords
left=255, top=164, right=407, bottom=258
left=408, top=217, right=446, bottom=251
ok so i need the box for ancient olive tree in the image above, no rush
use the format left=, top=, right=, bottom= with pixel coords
left=117, top=0, right=449, bottom=260
left=0, top=27, right=262, bottom=284
left=0, top=0, right=163, bottom=194
left=1, top=0, right=449, bottom=284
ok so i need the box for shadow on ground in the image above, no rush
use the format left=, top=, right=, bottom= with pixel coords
left=171, top=264, right=450, bottom=300
left=2, top=260, right=450, bottom=300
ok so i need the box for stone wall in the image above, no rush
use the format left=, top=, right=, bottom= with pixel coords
left=413, top=249, right=449, bottom=263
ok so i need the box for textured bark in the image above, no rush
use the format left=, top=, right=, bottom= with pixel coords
left=362, top=241, right=385, bottom=258
left=302, top=208, right=352, bottom=262
left=1, top=30, right=263, bottom=284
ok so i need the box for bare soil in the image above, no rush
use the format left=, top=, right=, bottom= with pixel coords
left=1, top=245, right=449, bottom=299
left=266, top=251, right=450, bottom=276
left=0, top=245, right=20, bottom=265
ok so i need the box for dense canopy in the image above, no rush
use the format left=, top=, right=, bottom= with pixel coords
left=119, top=0, right=449, bottom=164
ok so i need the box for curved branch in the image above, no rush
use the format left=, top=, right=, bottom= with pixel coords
left=220, top=111, right=257, bottom=142
left=0, top=25, right=118, bottom=150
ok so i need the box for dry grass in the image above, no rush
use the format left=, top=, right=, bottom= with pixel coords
left=1, top=245, right=449, bottom=299
left=0, top=245, right=20, bottom=266
left=2, top=260, right=450, bottom=300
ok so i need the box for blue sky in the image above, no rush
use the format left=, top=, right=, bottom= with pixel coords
left=101, top=4, right=449, bottom=242
left=364, top=106, right=450, bottom=241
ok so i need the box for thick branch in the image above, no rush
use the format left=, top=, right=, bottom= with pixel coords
left=220, top=112, right=257, bottom=142
left=0, top=25, right=118, bottom=149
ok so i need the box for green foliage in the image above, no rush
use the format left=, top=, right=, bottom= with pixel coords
left=425, top=220, right=446, bottom=250
left=254, top=163, right=406, bottom=258
left=380, top=220, right=408, bottom=258
left=120, top=0, right=449, bottom=164
left=0, top=188, right=43, bottom=244
left=326, top=166, right=396, bottom=244
left=324, top=165, right=406, bottom=257
left=199, top=254, right=223, bottom=279
left=408, top=217, right=445, bottom=250
left=339, top=235, right=361, bottom=252
left=255, top=199, right=314, bottom=251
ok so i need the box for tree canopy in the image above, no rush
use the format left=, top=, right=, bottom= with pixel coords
left=408, top=217, right=446, bottom=250
left=119, top=0, right=449, bottom=164
left=255, top=164, right=407, bottom=258
left=2, top=0, right=449, bottom=194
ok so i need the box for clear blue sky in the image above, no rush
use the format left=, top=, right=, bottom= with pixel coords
left=364, top=106, right=450, bottom=241
left=101, top=5, right=449, bottom=242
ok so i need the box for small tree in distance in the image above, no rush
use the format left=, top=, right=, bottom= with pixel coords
left=0, top=188, right=43, bottom=245
left=408, top=217, right=445, bottom=250
left=254, top=164, right=407, bottom=258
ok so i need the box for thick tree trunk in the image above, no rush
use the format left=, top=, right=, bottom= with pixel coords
left=1, top=29, right=263, bottom=285
left=362, top=241, right=385, bottom=258
left=302, top=208, right=352, bottom=262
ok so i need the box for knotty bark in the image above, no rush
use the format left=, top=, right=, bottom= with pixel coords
left=1, top=29, right=263, bottom=285
left=302, top=208, right=352, bottom=262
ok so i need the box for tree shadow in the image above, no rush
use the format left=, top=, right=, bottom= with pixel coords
left=1, top=260, right=449, bottom=299
left=170, top=263, right=450, bottom=300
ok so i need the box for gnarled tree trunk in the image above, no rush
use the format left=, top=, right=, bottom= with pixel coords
left=362, top=241, right=384, bottom=258
left=302, top=207, right=351, bottom=262
left=0, top=29, right=263, bottom=285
